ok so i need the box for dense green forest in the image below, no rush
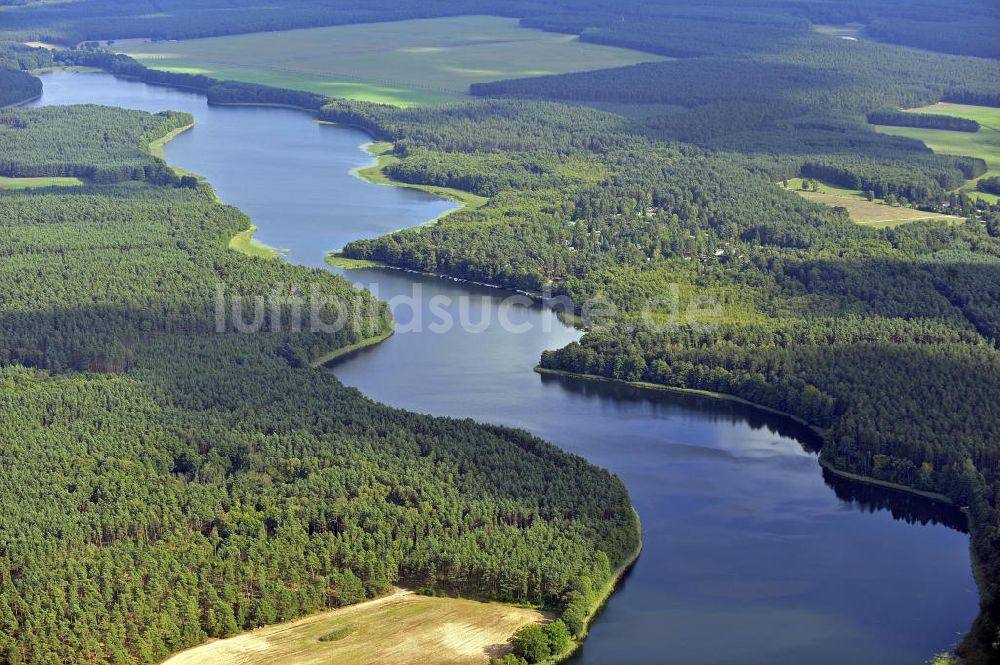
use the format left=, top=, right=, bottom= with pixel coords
left=0, top=105, right=194, bottom=184
left=980, top=177, right=1000, bottom=196
left=0, top=40, right=48, bottom=105
left=0, top=68, right=39, bottom=105
left=336, top=100, right=1000, bottom=656
left=867, top=110, right=980, bottom=133
left=0, top=105, right=637, bottom=663
left=0, top=0, right=999, bottom=662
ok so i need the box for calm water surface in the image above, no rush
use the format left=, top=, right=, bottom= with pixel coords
left=33, top=71, right=978, bottom=665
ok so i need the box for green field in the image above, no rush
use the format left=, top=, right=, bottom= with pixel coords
left=872, top=103, right=1000, bottom=202
left=0, top=175, right=82, bottom=189
left=784, top=177, right=869, bottom=199
left=782, top=178, right=962, bottom=227
left=114, top=16, right=665, bottom=106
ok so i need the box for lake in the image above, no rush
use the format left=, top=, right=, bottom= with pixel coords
left=31, top=70, right=978, bottom=665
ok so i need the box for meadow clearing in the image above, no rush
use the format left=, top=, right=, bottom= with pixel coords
left=790, top=102, right=999, bottom=216
left=0, top=175, right=82, bottom=189
left=782, top=178, right=963, bottom=227
left=872, top=102, right=1000, bottom=203
left=160, top=588, right=548, bottom=665
left=114, top=16, right=664, bottom=106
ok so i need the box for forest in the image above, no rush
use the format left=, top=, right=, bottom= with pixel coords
left=0, top=104, right=638, bottom=663
left=867, top=110, right=981, bottom=132
left=0, top=105, right=194, bottom=184
left=56, top=49, right=331, bottom=111
left=0, top=68, right=39, bottom=106
left=0, top=0, right=999, bottom=662
left=980, top=177, right=1000, bottom=196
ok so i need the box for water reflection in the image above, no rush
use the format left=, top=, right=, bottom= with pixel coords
left=539, top=371, right=824, bottom=452
left=547, top=371, right=967, bottom=531
left=823, top=468, right=968, bottom=532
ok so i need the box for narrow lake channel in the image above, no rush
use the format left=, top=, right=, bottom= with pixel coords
left=31, top=70, right=978, bottom=665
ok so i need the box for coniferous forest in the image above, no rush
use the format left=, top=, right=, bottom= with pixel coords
left=0, top=0, right=999, bottom=663
left=0, top=106, right=636, bottom=663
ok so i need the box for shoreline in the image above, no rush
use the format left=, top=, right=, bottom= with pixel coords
left=10, top=92, right=41, bottom=107
left=535, top=366, right=821, bottom=432
left=818, top=458, right=956, bottom=505
left=228, top=225, right=285, bottom=259
left=326, top=252, right=541, bottom=295
left=309, top=327, right=395, bottom=367
left=140, top=116, right=222, bottom=201
left=550, top=507, right=643, bottom=664
left=535, top=366, right=964, bottom=510
left=319, top=130, right=646, bottom=665
left=209, top=100, right=321, bottom=112
left=134, top=93, right=394, bottom=366
left=148, top=121, right=194, bottom=161
left=346, top=138, right=489, bottom=217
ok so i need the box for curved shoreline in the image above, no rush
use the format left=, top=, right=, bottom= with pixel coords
left=534, top=366, right=963, bottom=510
left=346, top=138, right=489, bottom=215
left=148, top=121, right=194, bottom=161
left=818, top=458, right=955, bottom=505
left=310, top=327, right=395, bottom=367
left=142, top=103, right=400, bottom=380
left=535, top=366, right=821, bottom=432
left=228, top=225, right=284, bottom=259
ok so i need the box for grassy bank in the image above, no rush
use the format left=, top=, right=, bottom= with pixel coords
left=349, top=140, right=489, bottom=211
left=145, top=121, right=205, bottom=181
left=228, top=225, right=284, bottom=259
left=147, top=122, right=194, bottom=160
left=326, top=254, right=385, bottom=269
